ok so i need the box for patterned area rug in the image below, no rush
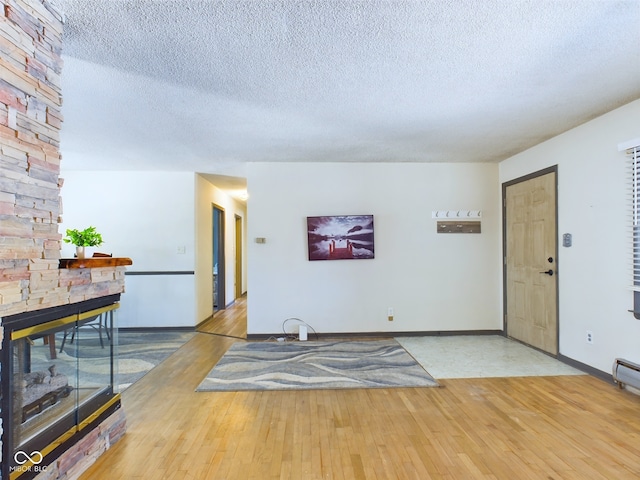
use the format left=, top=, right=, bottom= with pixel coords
left=196, top=339, right=439, bottom=391
left=31, top=330, right=196, bottom=391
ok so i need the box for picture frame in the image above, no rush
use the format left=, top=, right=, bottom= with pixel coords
left=307, top=215, right=375, bottom=261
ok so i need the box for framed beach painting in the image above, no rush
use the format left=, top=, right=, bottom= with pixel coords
left=306, top=215, right=375, bottom=261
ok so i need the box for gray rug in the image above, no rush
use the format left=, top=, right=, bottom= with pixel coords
left=196, top=339, right=439, bottom=391
left=30, top=330, right=196, bottom=391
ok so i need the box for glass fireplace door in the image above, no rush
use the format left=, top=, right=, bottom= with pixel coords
left=4, top=303, right=119, bottom=478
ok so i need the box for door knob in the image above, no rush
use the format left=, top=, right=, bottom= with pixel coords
left=540, top=269, right=554, bottom=276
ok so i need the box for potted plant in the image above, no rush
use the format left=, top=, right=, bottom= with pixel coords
left=63, top=226, right=104, bottom=259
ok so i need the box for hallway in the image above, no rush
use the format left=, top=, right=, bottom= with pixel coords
left=197, top=295, right=247, bottom=339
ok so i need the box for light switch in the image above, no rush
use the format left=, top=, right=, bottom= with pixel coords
left=562, top=233, right=572, bottom=247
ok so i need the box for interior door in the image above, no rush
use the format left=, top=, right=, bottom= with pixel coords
left=213, top=205, right=225, bottom=312
left=504, top=168, right=558, bottom=355
left=235, top=214, right=243, bottom=299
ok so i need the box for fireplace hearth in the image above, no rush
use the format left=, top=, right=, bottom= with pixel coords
left=1, top=294, right=122, bottom=480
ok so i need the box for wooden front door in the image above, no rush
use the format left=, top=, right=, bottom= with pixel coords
left=504, top=168, right=558, bottom=355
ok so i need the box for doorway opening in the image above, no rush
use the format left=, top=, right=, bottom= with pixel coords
left=213, top=204, right=226, bottom=313
left=235, top=214, right=243, bottom=299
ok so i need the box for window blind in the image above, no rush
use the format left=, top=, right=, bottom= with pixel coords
left=622, top=139, right=640, bottom=319
left=632, top=145, right=640, bottom=292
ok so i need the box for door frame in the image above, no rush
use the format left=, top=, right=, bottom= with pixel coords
left=234, top=214, right=243, bottom=299
left=502, top=165, right=559, bottom=354
left=212, top=203, right=226, bottom=312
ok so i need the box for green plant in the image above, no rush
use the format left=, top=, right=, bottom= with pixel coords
left=63, top=226, right=104, bottom=247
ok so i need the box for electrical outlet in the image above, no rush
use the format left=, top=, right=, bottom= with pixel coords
left=586, top=330, right=594, bottom=344
left=387, top=307, right=394, bottom=321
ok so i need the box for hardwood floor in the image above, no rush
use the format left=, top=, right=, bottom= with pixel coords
left=79, top=301, right=640, bottom=479
left=197, top=295, right=247, bottom=339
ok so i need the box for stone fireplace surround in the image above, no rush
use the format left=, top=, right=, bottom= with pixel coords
left=0, top=1, right=130, bottom=478
left=1, top=290, right=126, bottom=480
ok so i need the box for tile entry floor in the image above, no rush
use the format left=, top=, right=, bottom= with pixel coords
left=395, top=335, right=585, bottom=379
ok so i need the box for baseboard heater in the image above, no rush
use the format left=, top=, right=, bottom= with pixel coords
left=613, top=358, right=640, bottom=389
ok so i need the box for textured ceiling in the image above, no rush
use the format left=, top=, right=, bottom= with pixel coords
left=56, top=0, right=640, bottom=180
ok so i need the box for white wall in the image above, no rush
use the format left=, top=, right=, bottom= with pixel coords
left=194, top=175, right=247, bottom=324
left=247, top=162, right=501, bottom=335
left=60, top=171, right=196, bottom=328
left=499, top=99, right=640, bottom=373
